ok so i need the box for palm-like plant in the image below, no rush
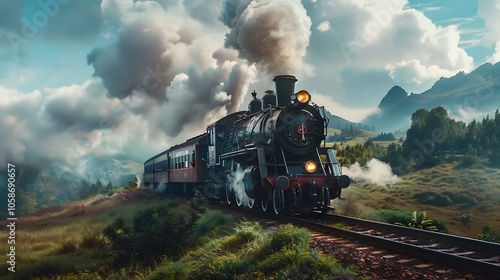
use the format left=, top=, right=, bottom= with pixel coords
left=408, top=211, right=439, bottom=231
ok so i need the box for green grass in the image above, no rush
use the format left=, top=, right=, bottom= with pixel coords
left=0, top=189, right=168, bottom=279
left=338, top=158, right=500, bottom=237
left=0, top=190, right=359, bottom=279
left=146, top=222, right=359, bottom=280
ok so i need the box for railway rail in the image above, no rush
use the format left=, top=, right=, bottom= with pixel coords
left=212, top=200, right=500, bottom=279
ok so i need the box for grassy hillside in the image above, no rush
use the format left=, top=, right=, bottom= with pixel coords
left=0, top=189, right=359, bottom=279
left=334, top=157, right=500, bottom=237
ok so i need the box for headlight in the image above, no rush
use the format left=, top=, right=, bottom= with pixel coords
left=304, top=160, right=317, bottom=173
left=296, top=90, right=311, bottom=104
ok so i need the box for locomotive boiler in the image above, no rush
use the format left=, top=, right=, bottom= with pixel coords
left=144, top=75, right=350, bottom=214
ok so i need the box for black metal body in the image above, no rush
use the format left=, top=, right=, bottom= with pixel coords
left=144, top=75, right=351, bottom=214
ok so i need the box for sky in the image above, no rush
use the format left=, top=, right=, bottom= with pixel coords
left=1, top=0, right=499, bottom=167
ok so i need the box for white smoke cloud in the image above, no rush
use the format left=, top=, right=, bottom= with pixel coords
left=343, top=158, right=400, bottom=186
left=88, top=0, right=258, bottom=139
left=220, top=0, right=313, bottom=76
left=228, top=163, right=254, bottom=208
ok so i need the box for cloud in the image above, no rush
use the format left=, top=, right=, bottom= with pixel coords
left=300, top=0, right=473, bottom=110
left=0, top=0, right=483, bottom=172
left=477, top=0, right=500, bottom=46
left=317, top=21, right=330, bottom=32
left=343, top=158, right=400, bottom=186
left=486, top=41, right=500, bottom=64
left=312, top=92, right=379, bottom=123
left=88, top=0, right=257, bottom=139
left=449, top=106, right=487, bottom=124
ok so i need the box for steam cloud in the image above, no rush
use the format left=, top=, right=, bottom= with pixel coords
left=228, top=163, right=254, bottom=208
left=220, top=0, right=313, bottom=76
left=87, top=0, right=257, bottom=138
left=343, top=158, right=400, bottom=186
left=1, top=0, right=315, bottom=169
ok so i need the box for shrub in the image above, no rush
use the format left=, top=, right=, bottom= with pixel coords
left=80, top=226, right=106, bottom=249
left=264, top=224, right=311, bottom=254
left=377, top=210, right=413, bottom=224
left=479, top=225, right=500, bottom=243
left=57, top=239, right=78, bottom=254
left=188, top=210, right=235, bottom=244
left=103, top=202, right=199, bottom=265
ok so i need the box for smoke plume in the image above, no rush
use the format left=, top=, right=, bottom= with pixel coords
left=220, top=0, right=313, bottom=76
left=343, top=158, right=400, bottom=186
left=87, top=0, right=257, bottom=138
left=228, top=163, right=254, bottom=208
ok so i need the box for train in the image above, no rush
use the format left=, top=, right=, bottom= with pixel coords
left=144, top=75, right=350, bottom=214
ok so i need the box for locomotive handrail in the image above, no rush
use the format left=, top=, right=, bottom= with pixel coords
left=219, top=147, right=257, bottom=159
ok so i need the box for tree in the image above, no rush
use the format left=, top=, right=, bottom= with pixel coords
left=459, top=213, right=474, bottom=233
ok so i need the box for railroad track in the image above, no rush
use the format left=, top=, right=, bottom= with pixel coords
left=322, top=214, right=500, bottom=279
left=212, top=201, right=500, bottom=279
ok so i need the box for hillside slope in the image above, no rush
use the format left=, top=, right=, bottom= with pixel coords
left=364, top=62, right=500, bottom=131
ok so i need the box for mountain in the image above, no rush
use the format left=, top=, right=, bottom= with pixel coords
left=364, top=62, right=500, bottom=132
left=0, top=157, right=142, bottom=218
left=324, top=109, right=374, bottom=131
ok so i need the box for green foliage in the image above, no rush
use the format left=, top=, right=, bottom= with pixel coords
left=377, top=210, right=413, bottom=225
left=478, top=225, right=500, bottom=243
left=267, top=224, right=311, bottom=252
left=335, top=142, right=389, bottom=165
left=11, top=257, right=78, bottom=279
left=407, top=211, right=439, bottom=231
left=400, top=107, right=500, bottom=169
left=103, top=201, right=199, bottom=265
left=57, top=239, right=78, bottom=254
left=459, top=213, right=474, bottom=232
left=392, top=211, right=447, bottom=232
left=146, top=223, right=357, bottom=280
left=188, top=210, right=236, bottom=244
left=412, top=191, right=453, bottom=206
left=370, top=132, right=396, bottom=141
left=80, top=226, right=106, bottom=249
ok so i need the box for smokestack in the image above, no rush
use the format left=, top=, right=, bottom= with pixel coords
left=273, top=75, right=297, bottom=107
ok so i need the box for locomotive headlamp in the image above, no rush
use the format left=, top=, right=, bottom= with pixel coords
left=296, top=90, right=311, bottom=104
left=304, top=160, right=317, bottom=173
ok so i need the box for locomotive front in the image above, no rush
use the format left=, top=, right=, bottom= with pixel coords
left=235, top=75, right=326, bottom=156
left=227, top=75, right=350, bottom=214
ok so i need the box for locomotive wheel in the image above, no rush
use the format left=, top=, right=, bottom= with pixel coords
left=322, top=188, right=331, bottom=214
left=226, top=181, right=235, bottom=204
left=235, top=191, right=243, bottom=206
left=260, top=199, right=268, bottom=212
left=247, top=197, right=255, bottom=209
left=272, top=189, right=284, bottom=214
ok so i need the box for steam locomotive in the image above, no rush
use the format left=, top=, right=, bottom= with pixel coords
left=144, top=75, right=350, bottom=214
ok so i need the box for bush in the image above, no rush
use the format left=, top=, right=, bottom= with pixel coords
left=268, top=224, right=310, bottom=252
left=57, top=239, right=78, bottom=254
left=188, top=210, right=235, bottom=244
left=80, top=226, right=106, bottom=249
left=377, top=210, right=412, bottom=224
left=103, top=201, right=199, bottom=265
left=479, top=225, right=500, bottom=243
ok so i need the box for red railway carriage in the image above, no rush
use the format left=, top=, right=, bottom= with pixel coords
left=143, top=134, right=208, bottom=193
